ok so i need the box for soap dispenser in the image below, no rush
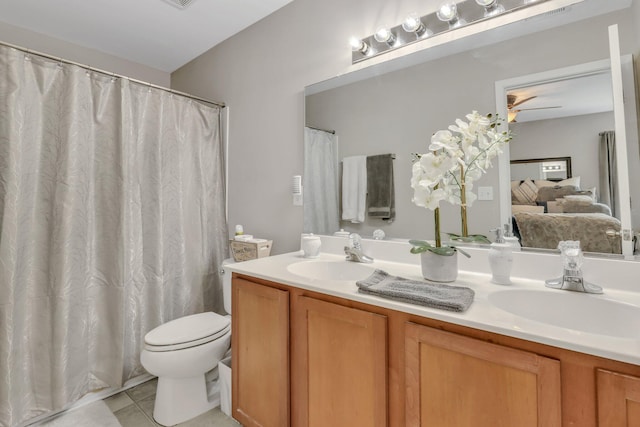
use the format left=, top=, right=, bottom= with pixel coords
left=489, top=228, right=513, bottom=285
left=503, top=223, right=521, bottom=251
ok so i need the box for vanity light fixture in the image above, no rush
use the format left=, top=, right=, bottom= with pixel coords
left=475, top=0, right=506, bottom=18
left=374, top=26, right=396, bottom=46
left=350, top=0, right=551, bottom=64
left=437, top=2, right=465, bottom=29
left=350, top=37, right=370, bottom=55
left=402, top=13, right=431, bottom=38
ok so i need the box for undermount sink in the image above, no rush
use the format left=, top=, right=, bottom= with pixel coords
left=287, top=260, right=374, bottom=281
left=489, top=289, right=640, bottom=339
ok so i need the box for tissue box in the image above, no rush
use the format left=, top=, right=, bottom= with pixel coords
left=230, top=239, right=272, bottom=262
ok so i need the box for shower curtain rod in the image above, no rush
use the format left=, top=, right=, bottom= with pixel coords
left=306, top=125, right=336, bottom=134
left=0, top=40, right=225, bottom=108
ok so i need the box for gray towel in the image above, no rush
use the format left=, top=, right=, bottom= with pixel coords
left=356, top=270, right=474, bottom=312
left=366, top=154, right=395, bottom=221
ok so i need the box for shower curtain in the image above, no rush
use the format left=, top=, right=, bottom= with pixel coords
left=0, top=46, right=228, bottom=426
left=303, top=127, right=339, bottom=235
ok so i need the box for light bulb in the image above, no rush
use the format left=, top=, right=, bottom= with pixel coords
left=350, top=37, right=369, bottom=54
left=437, top=2, right=465, bottom=28
left=437, top=2, right=458, bottom=22
left=402, top=13, right=430, bottom=37
left=475, top=0, right=505, bottom=17
left=374, top=27, right=396, bottom=46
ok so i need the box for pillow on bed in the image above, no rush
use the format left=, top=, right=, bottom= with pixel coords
left=511, top=178, right=538, bottom=205
left=546, top=200, right=563, bottom=213
left=535, top=176, right=580, bottom=188
left=536, top=185, right=581, bottom=202
left=564, top=194, right=594, bottom=204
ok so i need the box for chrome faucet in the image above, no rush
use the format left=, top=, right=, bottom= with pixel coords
left=344, top=233, right=374, bottom=263
left=545, top=241, right=603, bottom=294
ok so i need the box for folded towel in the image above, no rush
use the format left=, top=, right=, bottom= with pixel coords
left=356, top=269, right=474, bottom=312
left=342, top=155, right=367, bottom=223
left=366, top=154, right=395, bottom=221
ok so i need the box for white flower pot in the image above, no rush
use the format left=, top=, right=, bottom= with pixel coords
left=420, top=251, right=458, bottom=282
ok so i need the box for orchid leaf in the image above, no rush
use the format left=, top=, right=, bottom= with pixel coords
left=409, top=239, right=469, bottom=258
left=446, top=232, right=490, bottom=244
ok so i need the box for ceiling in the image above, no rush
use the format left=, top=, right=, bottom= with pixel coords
left=0, top=0, right=294, bottom=72
left=507, top=71, right=614, bottom=123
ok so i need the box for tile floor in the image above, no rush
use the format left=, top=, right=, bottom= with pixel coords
left=104, top=379, right=239, bottom=427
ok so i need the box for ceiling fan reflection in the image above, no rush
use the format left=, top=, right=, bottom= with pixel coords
left=507, top=94, right=561, bottom=122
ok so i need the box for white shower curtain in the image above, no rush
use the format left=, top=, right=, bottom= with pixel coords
left=0, top=45, right=228, bottom=426
left=303, top=127, right=339, bottom=235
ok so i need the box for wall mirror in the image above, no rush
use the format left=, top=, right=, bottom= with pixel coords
left=304, top=1, right=639, bottom=257
left=510, top=157, right=573, bottom=181
left=496, top=53, right=639, bottom=256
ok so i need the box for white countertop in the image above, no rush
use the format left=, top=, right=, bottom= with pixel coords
left=225, top=244, right=640, bottom=366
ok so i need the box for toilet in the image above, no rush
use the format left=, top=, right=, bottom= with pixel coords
left=140, top=259, right=234, bottom=426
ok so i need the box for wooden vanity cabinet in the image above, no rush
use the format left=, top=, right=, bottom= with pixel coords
left=231, top=277, right=290, bottom=427
left=231, top=274, right=640, bottom=427
left=405, top=322, right=561, bottom=427
left=597, top=369, right=640, bottom=426
left=291, top=295, right=388, bottom=427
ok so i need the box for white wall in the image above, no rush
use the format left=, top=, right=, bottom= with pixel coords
left=0, top=21, right=170, bottom=87
left=172, top=0, right=640, bottom=254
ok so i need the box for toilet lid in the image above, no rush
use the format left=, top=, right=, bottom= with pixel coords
left=144, top=312, right=230, bottom=347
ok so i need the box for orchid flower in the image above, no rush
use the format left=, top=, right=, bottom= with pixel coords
left=411, top=111, right=512, bottom=244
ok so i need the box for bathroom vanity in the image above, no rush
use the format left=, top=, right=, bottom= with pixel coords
left=227, top=238, right=640, bottom=427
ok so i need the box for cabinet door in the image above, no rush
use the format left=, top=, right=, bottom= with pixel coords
left=597, top=369, right=640, bottom=426
left=232, top=278, right=289, bottom=427
left=405, top=322, right=561, bottom=427
left=294, top=296, right=388, bottom=427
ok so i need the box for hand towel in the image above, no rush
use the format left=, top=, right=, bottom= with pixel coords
left=342, top=155, right=367, bottom=223
left=356, top=269, right=475, bottom=312
left=366, top=154, right=395, bottom=221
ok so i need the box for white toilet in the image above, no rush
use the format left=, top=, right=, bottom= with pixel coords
left=140, top=259, right=234, bottom=426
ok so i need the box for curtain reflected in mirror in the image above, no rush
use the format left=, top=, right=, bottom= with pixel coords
left=303, top=127, right=339, bottom=234
left=599, top=131, right=618, bottom=218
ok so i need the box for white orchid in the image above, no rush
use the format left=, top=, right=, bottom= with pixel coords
left=411, top=111, right=512, bottom=244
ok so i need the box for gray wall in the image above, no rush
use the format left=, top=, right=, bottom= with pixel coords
left=0, top=21, right=169, bottom=86
left=172, top=0, right=640, bottom=253
left=510, top=112, right=615, bottom=197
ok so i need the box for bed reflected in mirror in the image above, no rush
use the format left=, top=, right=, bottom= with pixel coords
left=509, top=154, right=621, bottom=254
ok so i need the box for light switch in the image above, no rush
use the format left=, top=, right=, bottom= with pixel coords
left=478, top=186, right=493, bottom=201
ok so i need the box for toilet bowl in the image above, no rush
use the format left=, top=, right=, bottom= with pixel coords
left=140, top=258, right=234, bottom=426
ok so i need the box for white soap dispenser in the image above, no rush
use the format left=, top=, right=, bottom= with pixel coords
left=489, top=228, right=513, bottom=285
left=503, top=223, right=521, bottom=251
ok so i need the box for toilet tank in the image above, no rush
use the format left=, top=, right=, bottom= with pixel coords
left=221, top=258, right=234, bottom=315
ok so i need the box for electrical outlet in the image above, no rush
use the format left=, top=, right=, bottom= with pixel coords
left=478, top=186, right=493, bottom=201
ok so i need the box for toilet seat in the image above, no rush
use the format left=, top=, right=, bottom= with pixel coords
left=144, top=312, right=231, bottom=352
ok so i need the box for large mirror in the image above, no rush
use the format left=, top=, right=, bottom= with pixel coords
left=304, top=1, right=640, bottom=256
left=496, top=54, right=639, bottom=255
left=510, top=157, right=573, bottom=182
